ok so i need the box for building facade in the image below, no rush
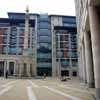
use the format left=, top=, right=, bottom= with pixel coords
left=74, top=0, right=100, bottom=99
left=51, top=15, right=78, bottom=77
left=0, top=12, right=78, bottom=78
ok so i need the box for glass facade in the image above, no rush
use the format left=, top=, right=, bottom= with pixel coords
left=0, top=13, right=77, bottom=77
left=0, top=19, right=34, bottom=55
left=37, top=14, right=52, bottom=76
left=55, top=29, right=78, bottom=68
left=62, top=17, right=76, bottom=28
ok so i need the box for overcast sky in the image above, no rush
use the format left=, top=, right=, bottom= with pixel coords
left=0, top=0, right=75, bottom=18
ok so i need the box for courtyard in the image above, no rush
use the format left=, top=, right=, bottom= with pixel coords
left=0, top=77, right=95, bottom=100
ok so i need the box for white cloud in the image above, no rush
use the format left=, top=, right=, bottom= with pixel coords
left=0, top=0, right=75, bottom=18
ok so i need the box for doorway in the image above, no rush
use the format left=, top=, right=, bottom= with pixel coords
left=9, top=62, right=14, bottom=76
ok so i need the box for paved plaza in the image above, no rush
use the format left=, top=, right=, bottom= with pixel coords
left=0, top=77, right=95, bottom=100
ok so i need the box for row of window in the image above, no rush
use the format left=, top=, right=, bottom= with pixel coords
left=37, top=15, right=52, bottom=64
left=37, top=63, right=52, bottom=68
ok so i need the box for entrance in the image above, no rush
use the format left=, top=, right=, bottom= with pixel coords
left=61, top=70, right=69, bottom=76
left=73, top=71, right=77, bottom=76
left=9, top=62, right=14, bottom=76
left=0, top=61, right=4, bottom=76
left=23, top=63, right=27, bottom=76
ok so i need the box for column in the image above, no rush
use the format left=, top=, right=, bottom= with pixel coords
left=81, top=43, right=87, bottom=83
left=4, top=61, right=7, bottom=77
left=7, top=61, right=9, bottom=74
left=13, top=62, right=16, bottom=76
left=19, top=63, right=23, bottom=77
left=84, top=31, right=94, bottom=87
left=27, top=63, right=30, bottom=77
left=79, top=49, right=83, bottom=81
left=33, top=63, right=37, bottom=77
left=89, top=6, right=100, bottom=99
left=15, top=63, right=19, bottom=76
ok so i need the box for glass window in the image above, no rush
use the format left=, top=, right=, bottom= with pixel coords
left=9, top=48, right=17, bottom=54
left=37, top=53, right=52, bottom=59
left=37, top=58, right=52, bottom=63
left=38, top=29, right=51, bottom=36
left=37, top=36, right=51, bottom=42
left=63, top=23, right=76, bottom=27
left=61, top=59, right=70, bottom=67
left=63, top=17, right=76, bottom=24
left=37, top=63, right=52, bottom=68
left=71, top=59, right=78, bottom=67
left=38, top=22, right=49, bottom=29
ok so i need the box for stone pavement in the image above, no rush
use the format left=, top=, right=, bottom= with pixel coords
left=0, top=77, right=95, bottom=100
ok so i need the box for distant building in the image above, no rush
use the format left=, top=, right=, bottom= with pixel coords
left=75, top=0, right=100, bottom=99
left=0, top=12, right=78, bottom=77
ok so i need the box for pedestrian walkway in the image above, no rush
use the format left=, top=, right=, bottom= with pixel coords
left=0, top=77, right=95, bottom=100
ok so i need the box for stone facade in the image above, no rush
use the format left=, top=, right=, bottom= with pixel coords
left=74, top=0, right=100, bottom=99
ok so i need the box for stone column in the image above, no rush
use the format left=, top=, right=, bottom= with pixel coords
left=15, top=63, right=18, bottom=76
left=84, top=31, right=94, bottom=87
left=33, top=63, right=37, bottom=77
left=79, top=48, right=83, bottom=81
left=81, top=43, right=87, bottom=83
left=7, top=61, right=9, bottom=74
left=4, top=61, right=7, bottom=77
left=27, top=63, right=30, bottom=77
left=19, top=63, right=23, bottom=77
left=89, top=6, right=100, bottom=99
left=13, top=62, right=16, bottom=76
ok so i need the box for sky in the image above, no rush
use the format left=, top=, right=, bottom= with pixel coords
left=0, top=0, right=75, bottom=18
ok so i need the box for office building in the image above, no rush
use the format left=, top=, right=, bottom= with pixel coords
left=0, top=11, right=78, bottom=78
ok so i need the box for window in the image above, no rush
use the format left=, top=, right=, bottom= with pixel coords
left=63, top=17, right=76, bottom=24
left=38, top=29, right=51, bottom=36
left=37, top=36, right=51, bottom=42
left=38, top=22, right=49, bottom=29
left=37, top=53, right=52, bottom=59
left=37, top=58, right=52, bottom=63
left=37, top=63, right=52, bottom=68
left=73, top=71, right=77, bottom=76
left=61, top=70, right=69, bottom=76
left=61, top=59, right=70, bottom=67
left=71, top=59, right=78, bottom=67
left=9, top=48, right=17, bottom=54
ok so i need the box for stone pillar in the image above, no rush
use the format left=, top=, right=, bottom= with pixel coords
left=4, top=61, right=7, bottom=77
left=33, top=63, right=37, bottom=77
left=7, top=61, right=9, bottom=74
left=89, top=6, right=100, bottom=99
left=79, top=49, right=83, bottom=81
left=81, top=43, right=87, bottom=83
left=19, top=63, right=23, bottom=77
left=13, top=62, right=16, bottom=76
left=84, top=31, right=94, bottom=87
left=27, top=63, right=30, bottom=77
left=69, top=70, right=72, bottom=77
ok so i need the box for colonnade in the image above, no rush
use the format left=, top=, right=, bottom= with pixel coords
left=79, top=5, right=100, bottom=99
left=0, top=60, right=35, bottom=77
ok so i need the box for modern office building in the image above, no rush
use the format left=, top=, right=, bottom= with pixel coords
left=74, top=0, right=100, bottom=99
left=51, top=15, right=78, bottom=77
left=0, top=11, right=78, bottom=77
